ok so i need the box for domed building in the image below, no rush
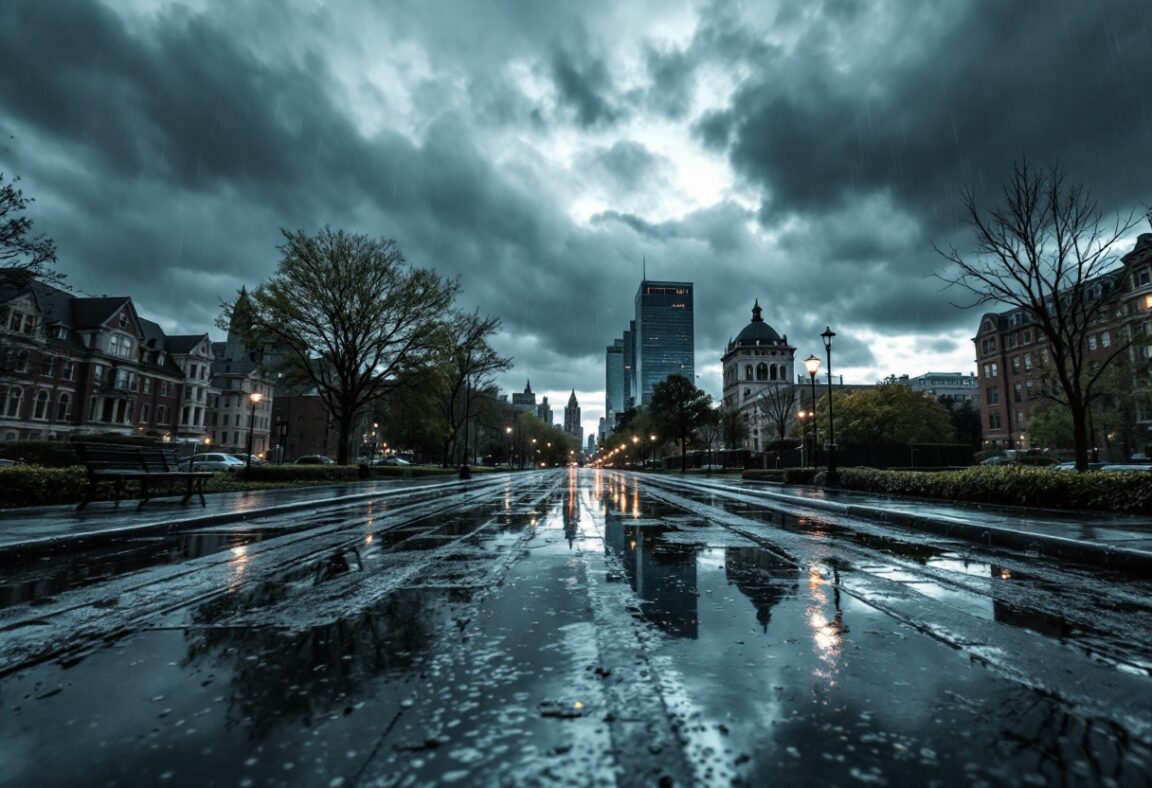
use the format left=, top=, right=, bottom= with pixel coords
left=722, top=301, right=797, bottom=452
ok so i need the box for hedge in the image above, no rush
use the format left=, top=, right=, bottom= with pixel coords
left=744, top=465, right=1152, bottom=515
left=743, top=467, right=819, bottom=485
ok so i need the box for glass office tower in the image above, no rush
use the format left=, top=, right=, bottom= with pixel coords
left=633, top=280, right=694, bottom=406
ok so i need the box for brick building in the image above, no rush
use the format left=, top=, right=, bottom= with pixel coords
left=972, top=233, right=1152, bottom=453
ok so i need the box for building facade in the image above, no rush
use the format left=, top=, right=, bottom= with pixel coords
left=633, top=280, right=694, bottom=407
left=511, top=379, right=536, bottom=413
left=972, top=233, right=1152, bottom=453
left=564, top=390, right=583, bottom=448
left=721, top=301, right=797, bottom=452
left=891, top=372, right=979, bottom=405
left=0, top=269, right=215, bottom=445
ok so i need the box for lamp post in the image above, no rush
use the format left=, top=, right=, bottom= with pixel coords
left=820, top=328, right=838, bottom=486
left=649, top=434, right=657, bottom=469
left=505, top=426, right=513, bottom=470
left=246, top=390, right=264, bottom=474
left=803, top=354, right=820, bottom=469
left=632, top=435, right=640, bottom=468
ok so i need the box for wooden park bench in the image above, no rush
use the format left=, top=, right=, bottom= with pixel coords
left=74, top=443, right=213, bottom=510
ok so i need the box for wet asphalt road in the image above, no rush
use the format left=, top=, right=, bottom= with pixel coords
left=1, top=468, right=1150, bottom=787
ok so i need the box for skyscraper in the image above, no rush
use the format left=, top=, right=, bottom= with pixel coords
left=633, top=280, right=694, bottom=406
left=564, top=390, right=583, bottom=447
left=605, top=339, right=624, bottom=415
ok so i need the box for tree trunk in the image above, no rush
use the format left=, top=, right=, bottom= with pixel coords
left=1071, top=405, right=1090, bottom=472
left=336, top=407, right=355, bottom=465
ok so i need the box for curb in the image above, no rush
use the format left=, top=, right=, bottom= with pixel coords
left=742, top=482, right=1152, bottom=576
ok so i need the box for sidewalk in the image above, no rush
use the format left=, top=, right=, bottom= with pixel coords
left=736, top=479, right=1152, bottom=574
left=0, top=477, right=471, bottom=557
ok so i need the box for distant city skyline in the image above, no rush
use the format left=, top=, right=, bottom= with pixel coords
left=3, top=1, right=1150, bottom=443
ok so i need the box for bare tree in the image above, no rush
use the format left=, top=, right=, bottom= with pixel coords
left=757, top=383, right=798, bottom=447
left=0, top=173, right=58, bottom=282
left=935, top=160, right=1142, bottom=471
left=237, top=228, right=458, bottom=464
left=432, top=310, right=513, bottom=466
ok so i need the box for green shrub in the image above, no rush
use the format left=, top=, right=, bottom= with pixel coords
left=836, top=466, right=1152, bottom=515
left=0, top=440, right=81, bottom=467
left=0, top=466, right=89, bottom=506
left=242, top=464, right=362, bottom=483
left=744, top=467, right=819, bottom=484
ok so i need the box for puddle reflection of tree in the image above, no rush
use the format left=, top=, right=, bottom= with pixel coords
left=992, top=688, right=1140, bottom=785
left=724, top=547, right=800, bottom=633
left=180, top=586, right=446, bottom=740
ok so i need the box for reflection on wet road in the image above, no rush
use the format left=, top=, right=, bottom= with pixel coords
left=1, top=469, right=1150, bottom=786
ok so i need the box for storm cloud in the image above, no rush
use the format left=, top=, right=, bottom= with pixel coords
left=2, top=0, right=1150, bottom=435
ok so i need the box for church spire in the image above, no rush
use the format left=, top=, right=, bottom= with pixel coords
left=751, top=299, right=763, bottom=323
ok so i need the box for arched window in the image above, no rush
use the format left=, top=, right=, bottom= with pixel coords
left=32, top=390, right=49, bottom=420
left=56, top=392, right=72, bottom=422
left=756, top=363, right=768, bottom=381
left=745, top=364, right=753, bottom=381
left=4, top=387, right=22, bottom=418
left=769, top=365, right=777, bottom=381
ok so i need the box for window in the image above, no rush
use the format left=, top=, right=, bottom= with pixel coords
left=114, top=368, right=132, bottom=390
left=3, top=387, right=22, bottom=418
left=745, top=365, right=753, bottom=381
left=32, top=390, right=49, bottom=420
left=980, top=338, right=996, bottom=355
left=985, top=387, right=999, bottom=405
left=160, top=381, right=170, bottom=397
left=1025, top=381, right=1035, bottom=400
left=118, top=311, right=129, bottom=328
left=14, top=350, right=30, bottom=373
left=143, top=377, right=152, bottom=394
left=1088, top=335, right=1098, bottom=351
left=62, top=361, right=76, bottom=381
left=92, top=364, right=106, bottom=385
left=982, top=362, right=998, bottom=378
left=140, top=403, right=150, bottom=423
left=157, top=405, right=168, bottom=423
left=108, top=333, right=134, bottom=358
left=1022, top=329, right=1032, bottom=344
left=989, top=412, right=1002, bottom=430
left=1013, top=383, right=1022, bottom=403
left=1011, top=357, right=1021, bottom=374
left=1137, top=268, right=1151, bottom=287
left=756, top=363, right=768, bottom=381
left=56, top=392, right=72, bottom=421
left=1102, top=331, right=1111, bottom=349
left=1023, top=354, right=1033, bottom=372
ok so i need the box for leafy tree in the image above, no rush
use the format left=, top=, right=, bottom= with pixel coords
left=648, top=374, right=715, bottom=472
left=238, top=227, right=457, bottom=464
left=1026, top=400, right=1074, bottom=450
left=942, top=398, right=983, bottom=447
left=0, top=172, right=58, bottom=282
left=828, top=384, right=954, bottom=445
left=936, top=160, right=1142, bottom=470
left=430, top=311, right=512, bottom=466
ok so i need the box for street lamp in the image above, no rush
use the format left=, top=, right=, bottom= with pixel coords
left=803, top=354, right=820, bottom=470
left=632, top=435, right=640, bottom=468
left=820, top=328, right=838, bottom=486
left=649, top=434, right=657, bottom=469
left=246, top=390, right=264, bottom=473
left=505, top=426, right=513, bottom=470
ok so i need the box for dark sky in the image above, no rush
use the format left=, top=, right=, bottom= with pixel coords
left=2, top=0, right=1150, bottom=436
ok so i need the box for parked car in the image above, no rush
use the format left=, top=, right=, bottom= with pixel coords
left=182, top=453, right=246, bottom=472
left=1053, top=461, right=1107, bottom=471
left=375, top=456, right=411, bottom=466
left=0, top=458, right=25, bottom=466
left=979, top=455, right=1016, bottom=466
left=234, top=453, right=265, bottom=466
left=1101, top=463, right=1152, bottom=473
left=294, top=455, right=336, bottom=465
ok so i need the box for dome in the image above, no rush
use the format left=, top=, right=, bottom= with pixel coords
left=732, top=301, right=783, bottom=347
